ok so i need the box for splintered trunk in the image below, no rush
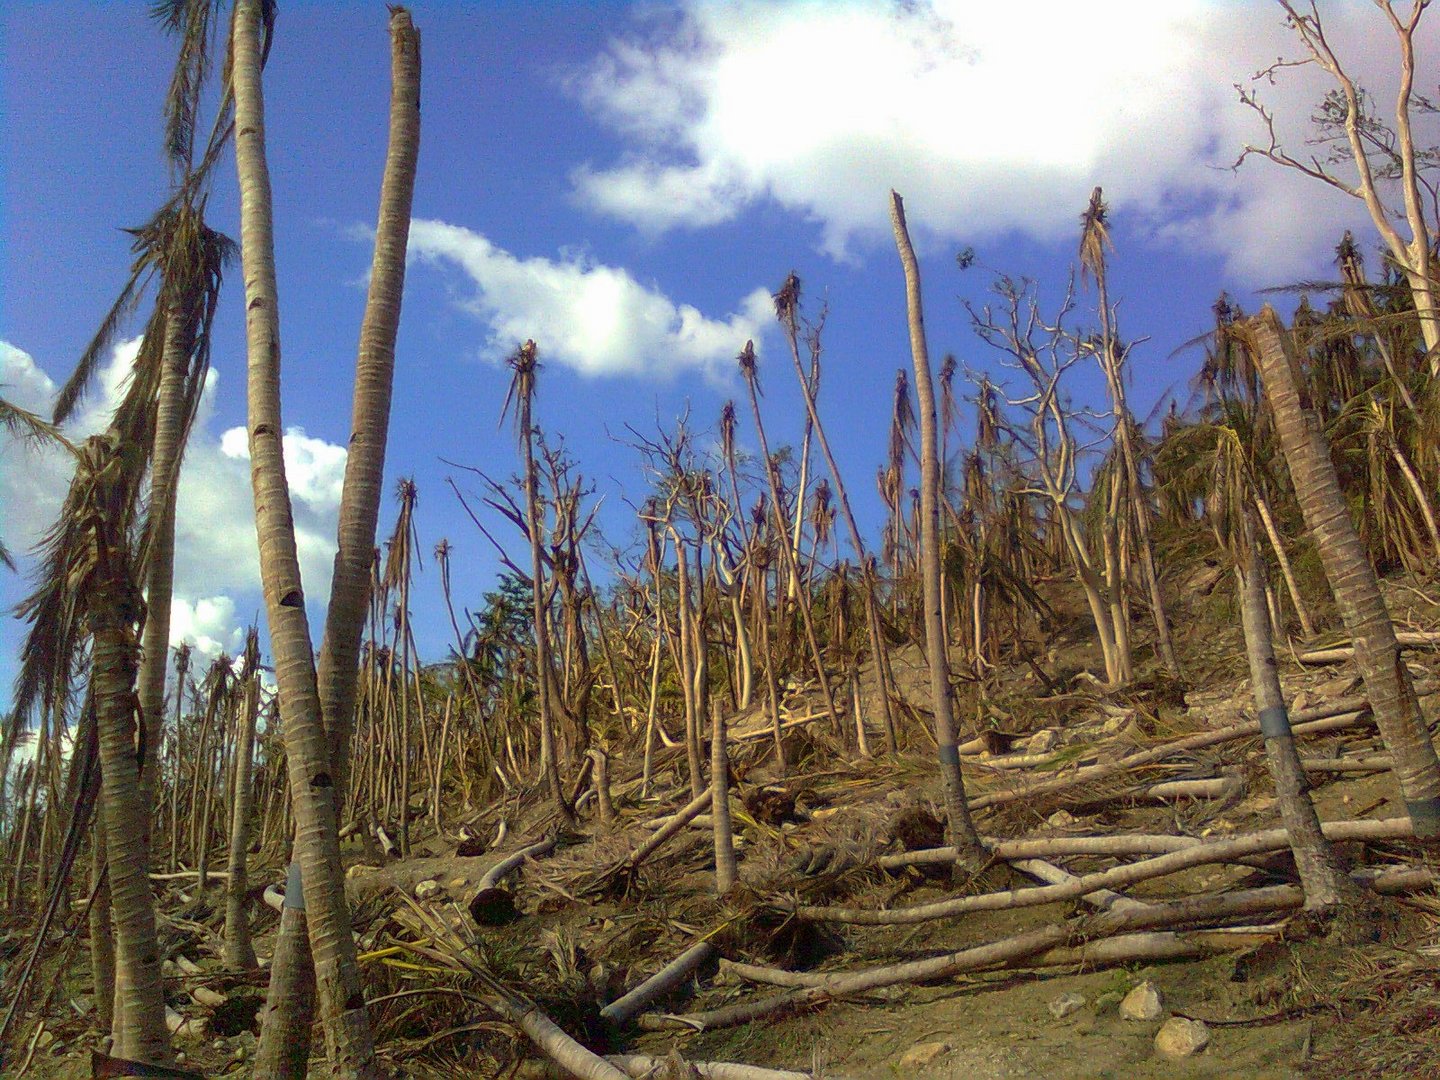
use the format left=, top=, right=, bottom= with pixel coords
left=1246, top=307, right=1440, bottom=837
left=1235, top=510, right=1358, bottom=913
left=738, top=345, right=841, bottom=735
left=710, top=701, right=737, bottom=896
left=676, top=545, right=706, bottom=798
left=889, top=191, right=985, bottom=867
left=232, top=1, right=379, bottom=1074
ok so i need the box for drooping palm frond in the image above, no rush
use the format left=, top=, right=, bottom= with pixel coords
left=0, top=395, right=75, bottom=452
left=9, top=430, right=144, bottom=758
left=0, top=395, right=78, bottom=571
left=151, top=0, right=227, bottom=170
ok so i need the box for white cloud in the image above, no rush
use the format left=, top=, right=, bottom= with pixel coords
left=1, top=339, right=346, bottom=662
left=407, top=219, right=773, bottom=379
left=168, top=595, right=244, bottom=659
left=569, top=0, right=1437, bottom=281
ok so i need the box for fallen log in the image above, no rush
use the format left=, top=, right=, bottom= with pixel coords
left=583, top=786, right=715, bottom=896
left=1302, top=755, right=1392, bottom=774
left=966, top=695, right=1391, bottom=813
left=796, top=818, right=1413, bottom=925
left=637, top=886, right=1307, bottom=1032
left=600, top=941, right=717, bottom=1026
left=1297, top=631, right=1440, bottom=665
left=470, top=837, right=558, bottom=926
left=880, top=813, right=1408, bottom=871
left=606, top=1056, right=811, bottom=1080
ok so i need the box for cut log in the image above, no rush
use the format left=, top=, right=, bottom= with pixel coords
left=469, top=837, right=558, bottom=927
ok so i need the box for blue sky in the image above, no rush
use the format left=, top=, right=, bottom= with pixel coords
left=1, top=1, right=1429, bottom=696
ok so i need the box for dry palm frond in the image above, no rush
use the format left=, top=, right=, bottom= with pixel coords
left=1077, top=185, right=1112, bottom=286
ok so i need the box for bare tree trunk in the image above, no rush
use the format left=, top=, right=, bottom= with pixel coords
left=889, top=191, right=986, bottom=868
left=223, top=633, right=261, bottom=970
left=1253, top=492, right=1317, bottom=638
left=1235, top=509, right=1359, bottom=914
left=710, top=701, right=736, bottom=896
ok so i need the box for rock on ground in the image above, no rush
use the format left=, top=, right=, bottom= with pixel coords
left=1048, top=991, right=1086, bottom=1020
left=897, top=1040, right=952, bottom=1069
left=1155, top=1016, right=1211, bottom=1057
left=1119, top=981, right=1166, bottom=1022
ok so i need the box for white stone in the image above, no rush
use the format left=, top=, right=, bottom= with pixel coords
left=1155, top=1016, right=1210, bottom=1057
left=414, top=878, right=443, bottom=901
left=897, top=1041, right=952, bottom=1069
left=1048, top=992, right=1086, bottom=1019
left=1119, top=981, right=1166, bottom=1022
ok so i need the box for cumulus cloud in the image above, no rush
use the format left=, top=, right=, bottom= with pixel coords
left=0, top=339, right=345, bottom=662
left=407, top=219, right=773, bottom=379
left=569, top=0, right=1436, bottom=280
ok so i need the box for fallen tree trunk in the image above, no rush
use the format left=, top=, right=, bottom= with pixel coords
left=1302, top=755, right=1392, bottom=773
left=879, top=812, right=1410, bottom=871
left=964, top=688, right=1431, bottom=812
left=637, top=886, right=1308, bottom=1032
left=469, top=837, right=559, bottom=926
left=600, top=941, right=717, bottom=1026
left=1297, top=632, right=1440, bottom=665
left=797, top=818, right=1413, bottom=925
left=605, top=1056, right=811, bottom=1080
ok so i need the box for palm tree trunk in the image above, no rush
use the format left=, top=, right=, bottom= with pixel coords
left=223, top=635, right=261, bottom=970
left=1246, top=306, right=1440, bottom=838
left=889, top=191, right=985, bottom=867
left=777, top=293, right=899, bottom=752
left=134, top=308, right=195, bottom=882
left=710, top=701, right=736, bottom=896
left=1235, top=508, right=1358, bottom=913
left=514, top=352, right=575, bottom=826
left=232, top=3, right=379, bottom=1074
left=674, top=541, right=705, bottom=798
left=89, top=799, right=115, bottom=1035
left=94, top=588, right=172, bottom=1063
left=254, top=11, right=419, bottom=1071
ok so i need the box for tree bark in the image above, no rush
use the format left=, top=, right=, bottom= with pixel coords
left=1245, top=306, right=1440, bottom=838
left=93, top=570, right=171, bottom=1063
left=232, top=2, right=380, bottom=1074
